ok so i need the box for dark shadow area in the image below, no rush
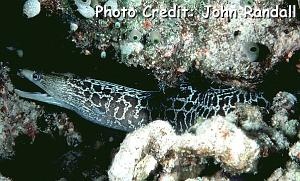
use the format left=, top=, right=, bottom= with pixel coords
left=0, top=0, right=159, bottom=92
left=260, top=50, right=300, bottom=101
left=284, top=0, right=300, bottom=20
left=230, top=151, right=290, bottom=181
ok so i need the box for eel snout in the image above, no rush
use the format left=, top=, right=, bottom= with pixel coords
left=18, top=69, right=35, bottom=81
left=15, top=69, right=67, bottom=108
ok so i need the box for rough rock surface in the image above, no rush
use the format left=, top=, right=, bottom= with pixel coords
left=108, top=118, right=260, bottom=180
left=109, top=91, right=299, bottom=180
left=40, top=0, right=300, bottom=87
left=0, top=63, right=42, bottom=158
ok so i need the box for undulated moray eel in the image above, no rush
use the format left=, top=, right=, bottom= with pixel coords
left=15, top=69, right=270, bottom=133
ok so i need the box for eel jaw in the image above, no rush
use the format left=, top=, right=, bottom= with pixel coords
left=18, top=69, right=45, bottom=89
left=18, top=69, right=35, bottom=83
left=16, top=69, right=70, bottom=108
left=14, top=89, right=66, bottom=108
left=18, top=69, right=34, bottom=81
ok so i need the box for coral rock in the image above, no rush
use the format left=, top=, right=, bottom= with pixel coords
left=108, top=117, right=260, bottom=180
left=23, top=0, right=41, bottom=18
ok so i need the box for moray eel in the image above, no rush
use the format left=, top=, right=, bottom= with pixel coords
left=15, top=69, right=270, bottom=133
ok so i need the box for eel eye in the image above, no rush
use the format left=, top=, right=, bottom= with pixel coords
left=32, top=73, right=42, bottom=81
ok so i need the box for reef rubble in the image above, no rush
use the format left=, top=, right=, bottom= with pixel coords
left=0, top=63, right=42, bottom=159
left=109, top=91, right=299, bottom=180
left=37, top=0, right=300, bottom=87
left=109, top=118, right=260, bottom=180
left=0, top=63, right=103, bottom=180
left=1, top=58, right=298, bottom=179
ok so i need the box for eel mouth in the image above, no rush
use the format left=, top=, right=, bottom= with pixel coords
left=14, top=88, right=66, bottom=108
left=18, top=69, right=34, bottom=80
left=15, top=69, right=46, bottom=95
left=14, top=69, right=63, bottom=107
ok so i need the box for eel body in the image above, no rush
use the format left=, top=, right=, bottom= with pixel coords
left=15, top=69, right=270, bottom=133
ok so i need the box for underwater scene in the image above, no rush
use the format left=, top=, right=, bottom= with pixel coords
left=0, top=0, right=300, bottom=180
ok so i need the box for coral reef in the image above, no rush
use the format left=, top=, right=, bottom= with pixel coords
left=75, top=0, right=95, bottom=18
left=0, top=63, right=113, bottom=179
left=23, top=0, right=41, bottom=18
left=268, top=162, right=300, bottom=181
left=192, top=0, right=299, bottom=88
left=0, top=62, right=86, bottom=159
left=271, top=92, right=299, bottom=138
left=290, top=142, right=300, bottom=163
left=41, top=112, right=83, bottom=147
left=109, top=118, right=260, bottom=180
left=0, top=63, right=43, bottom=158
left=0, top=0, right=299, bottom=180
left=0, top=175, right=12, bottom=181
left=39, top=0, right=299, bottom=87
left=185, top=173, right=230, bottom=181
left=109, top=91, right=299, bottom=180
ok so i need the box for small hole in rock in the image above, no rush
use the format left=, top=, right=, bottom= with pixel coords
left=234, top=30, right=241, bottom=36
left=128, top=54, right=134, bottom=59
left=246, top=0, right=254, bottom=5
left=250, top=47, right=257, bottom=52
left=153, top=39, right=159, bottom=44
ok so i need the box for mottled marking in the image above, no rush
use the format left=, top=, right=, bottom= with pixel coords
left=84, top=91, right=91, bottom=98
left=84, top=100, right=92, bottom=107
left=82, top=81, right=92, bottom=89
left=115, top=107, right=124, bottom=119
left=18, top=70, right=270, bottom=134
left=91, top=93, right=100, bottom=105
left=93, top=84, right=103, bottom=92
left=185, top=102, right=193, bottom=110
left=174, top=100, right=184, bottom=109
left=100, top=97, right=108, bottom=105
left=103, top=89, right=111, bottom=95
left=239, top=93, right=244, bottom=102
left=124, top=95, right=137, bottom=107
